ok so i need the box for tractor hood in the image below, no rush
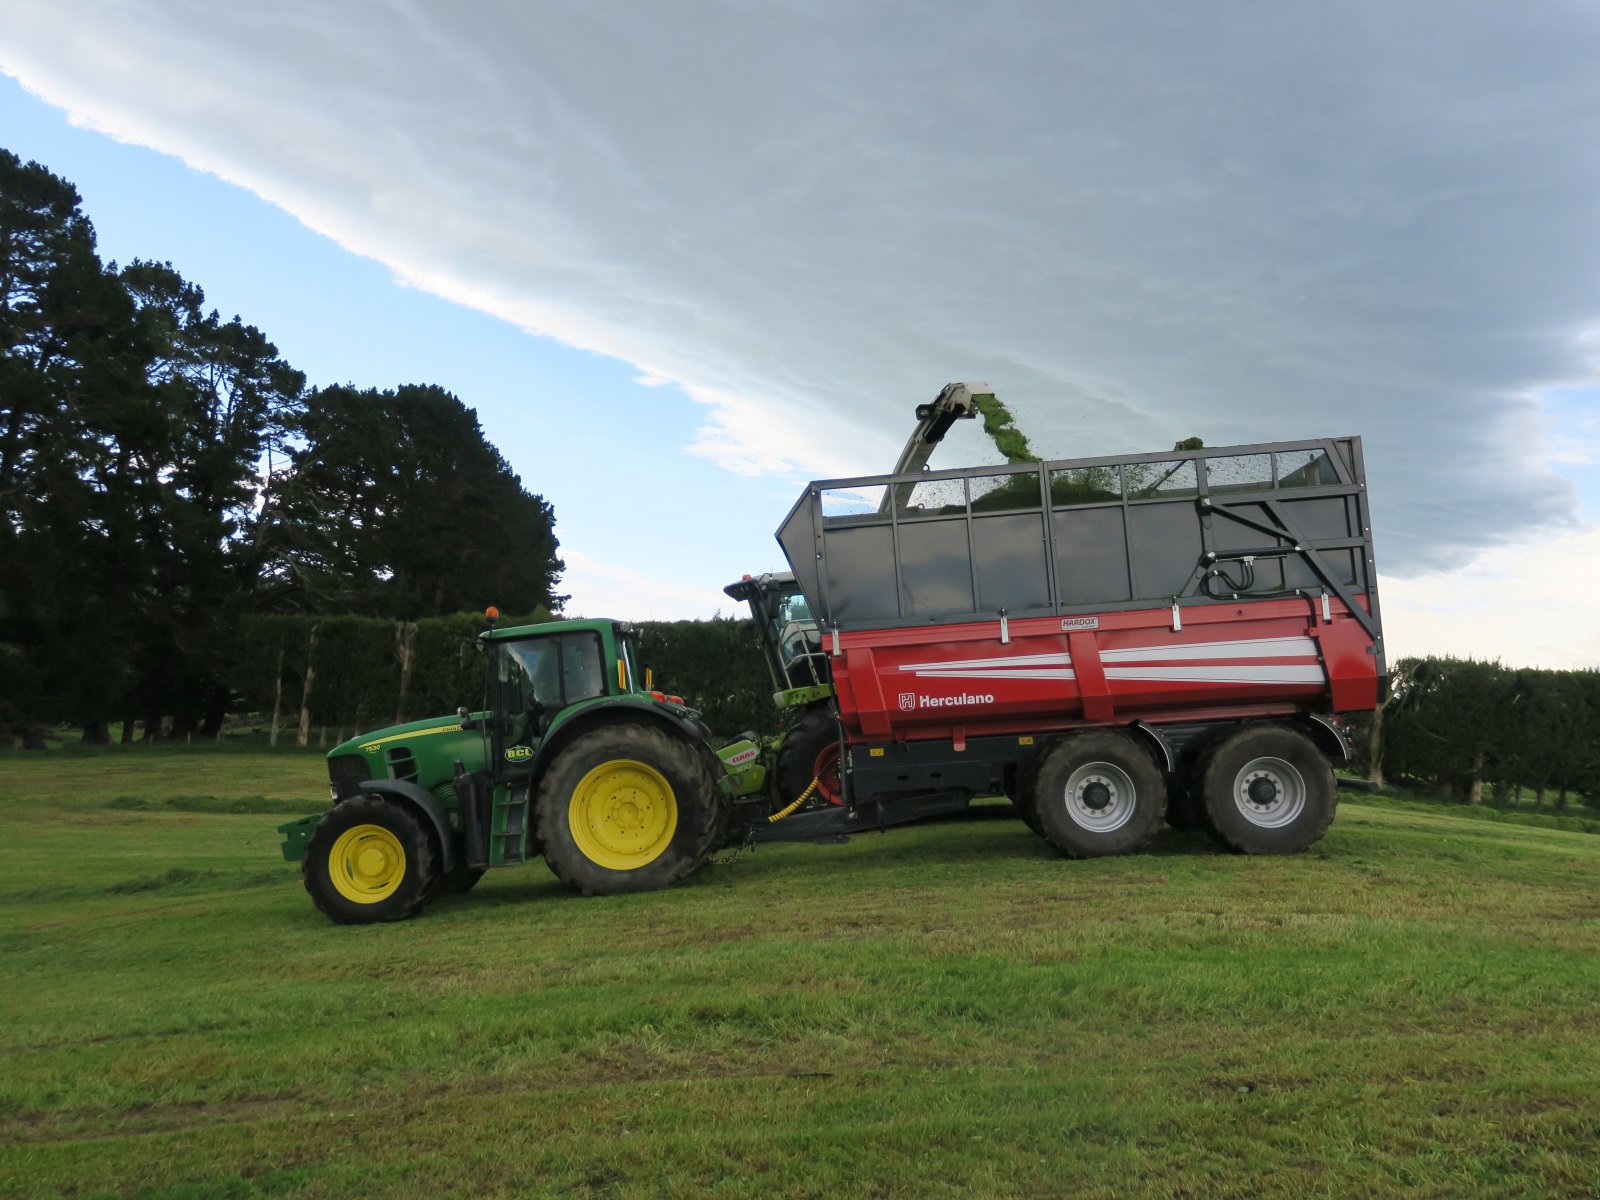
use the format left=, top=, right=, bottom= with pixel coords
left=326, top=713, right=490, bottom=800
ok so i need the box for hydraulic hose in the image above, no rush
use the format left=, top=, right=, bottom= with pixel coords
left=768, top=778, right=819, bottom=823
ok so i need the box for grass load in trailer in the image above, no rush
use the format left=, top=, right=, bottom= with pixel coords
left=766, top=431, right=1384, bottom=857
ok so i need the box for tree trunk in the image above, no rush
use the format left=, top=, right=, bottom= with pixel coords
left=22, top=723, right=47, bottom=751
left=296, top=624, right=320, bottom=749
left=395, top=620, right=418, bottom=726
left=201, top=689, right=227, bottom=740
left=1467, top=749, right=1485, bottom=805
left=269, top=646, right=285, bottom=748
left=1365, top=701, right=1385, bottom=789
left=120, top=718, right=136, bottom=745
left=1557, top=785, right=1569, bottom=810
left=81, top=720, right=110, bottom=746
left=1535, top=784, right=1547, bottom=809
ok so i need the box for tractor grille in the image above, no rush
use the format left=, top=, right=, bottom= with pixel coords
left=327, top=753, right=371, bottom=800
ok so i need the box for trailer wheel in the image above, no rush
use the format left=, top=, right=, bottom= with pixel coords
left=1007, top=762, right=1043, bottom=835
left=538, top=724, right=721, bottom=895
left=1164, top=778, right=1211, bottom=834
left=1031, top=731, right=1166, bottom=858
left=777, top=709, right=843, bottom=806
left=1198, top=725, right=1336, bottom=854
left=303, top=797, right=438, bottom=924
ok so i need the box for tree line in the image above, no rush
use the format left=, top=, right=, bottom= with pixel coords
left=1360, top=657, right=1599, bottom=809
left=230, top=613, right=774, bottom=751
left=0, top=148, right=563, bottom=746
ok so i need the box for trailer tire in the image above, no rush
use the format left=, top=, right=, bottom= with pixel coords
left=303, top=797, right=438, bottom=924
left=1164, top=778, right=1211, bottom=833
left=1198, top=725, right=1336, bottom=855
left=1031, top=731, right=1166, bottom=858
left=1007, top=762, right=1044, bottom=835
left=538, top=724, right=721, bottom=895
left=777, top=708, right=843, bottom=806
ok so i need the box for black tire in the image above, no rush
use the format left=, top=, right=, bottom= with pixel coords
left=1008, top=761, right=1044, bottom=835
left=1030, top=731, right=1166, bottom=859
left=776, top=708, right=842, bottom=806
left=538, top=724, right=722, bottom=896
left=1164, top=776, right=1211, bottom=833
left=436, top=859, right=486, bottom=896
left=1198, top=724, right=1336, bottom=855
left=302, top=796, right=438, bottom=924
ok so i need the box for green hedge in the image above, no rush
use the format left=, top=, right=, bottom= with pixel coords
left=235, top=612, right=776, bottom=743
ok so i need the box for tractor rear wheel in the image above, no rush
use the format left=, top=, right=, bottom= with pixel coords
left=1198, top=725, right=1336, bottom=854
left=303, top=796, right=438, bottom=924
left=538, top=724, right=721, bottom=895
left=1030, top=731, right=1166, bottom=859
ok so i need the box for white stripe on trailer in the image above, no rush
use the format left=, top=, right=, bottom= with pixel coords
left=1105, top=664, right=1327, bottom=684
left=898, top=652, right=1071, bottom=672
left=909, top=668, right=1078, bottom=681
left=1100, top=636, right=1318, bottom=664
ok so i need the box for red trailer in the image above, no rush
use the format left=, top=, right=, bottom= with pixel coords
left=762, top=435, right=1383, bottom=857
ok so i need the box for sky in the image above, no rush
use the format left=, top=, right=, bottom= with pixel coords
left=2, top=1, right=1598, bottom=668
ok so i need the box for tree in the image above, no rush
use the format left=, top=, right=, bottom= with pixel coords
left=262, top=384, right=563, bottom=619
left=113, top=261, right=304, bottom=737
left=0, top=149, right=150, bottom=742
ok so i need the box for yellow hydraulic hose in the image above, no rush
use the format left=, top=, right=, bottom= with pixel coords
left=768, top=778, right=819, bottom=823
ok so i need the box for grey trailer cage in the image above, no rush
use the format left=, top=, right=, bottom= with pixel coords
left=775, top=436, right=1383, bottom=670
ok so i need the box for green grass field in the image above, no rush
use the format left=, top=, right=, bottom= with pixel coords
left=3, top=749, right=1598, bottom=1199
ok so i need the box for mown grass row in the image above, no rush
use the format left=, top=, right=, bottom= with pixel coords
left=2, top=751, right=1598, bottom=1198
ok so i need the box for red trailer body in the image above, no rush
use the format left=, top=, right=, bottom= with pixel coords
left=832, top=596, right=1378, bottom=742
left=769, top=435, right=1384, bottom=856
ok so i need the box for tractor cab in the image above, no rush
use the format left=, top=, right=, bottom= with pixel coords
left=722, top=572, right=832, bottom=710
left=479, top=619, right=634, bottom=773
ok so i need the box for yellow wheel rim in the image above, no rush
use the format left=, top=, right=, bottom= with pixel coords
left=328, top=824, right=407, bottom=903
left=568, top=758, right=678, bottom=871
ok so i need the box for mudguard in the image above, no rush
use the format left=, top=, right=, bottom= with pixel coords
left=357, top=779, right=458, bottom=871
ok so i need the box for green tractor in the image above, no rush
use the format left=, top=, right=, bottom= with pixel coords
left=278, top=612, right=766, bottom=924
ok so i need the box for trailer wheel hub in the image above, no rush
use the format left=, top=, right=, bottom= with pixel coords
left=1247, top=777, right=1279, bottom=805
left=1082, top=781, right=1113, bottom=811
left=1233, top=757, right=1307, bottom=828
left=1063, top=763, right=1137, bottom=833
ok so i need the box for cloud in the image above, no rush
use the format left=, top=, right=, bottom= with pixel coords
left=3, top=0, right=1599, bottom=582
left=1379, top=523, right=1600, bottom=670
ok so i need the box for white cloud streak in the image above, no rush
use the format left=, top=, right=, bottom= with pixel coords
left=3, top=0, right=1599, bottom=608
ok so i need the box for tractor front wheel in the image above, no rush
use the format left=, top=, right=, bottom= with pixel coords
left=303, top=796, right=438, bottom=924
left=538, top=724, right=721, bottom=896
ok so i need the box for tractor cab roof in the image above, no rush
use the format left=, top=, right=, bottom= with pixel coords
left=479, top=616, right=626, bottom=643
left=722, top=572, right=798, bottom=603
